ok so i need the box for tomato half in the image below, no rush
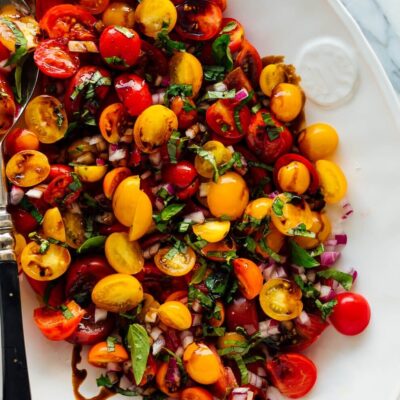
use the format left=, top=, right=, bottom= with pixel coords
left=99, top=103, right=131, bottom=144
left=43, top=173, right=82, bottom=206
left=134, top=40, right=169, bottom=82
left=175, top=0, right=222, bottom=41
left=0, top=73, right=16, bottom=135
left=40, top=5, right=97, bottom=40
left=267, top=353, right=317, bottom=399
left=4, top=128, right=40, bottom=155
left=47, top=164, right=73, bottom=181
left=225, top=297, right=259, bottom=335
left=234, top=40, right=262, bottom=86
left=34, top=300, right=85, bottom=341
left=154, top=246, right=196, bottom=277
left=219, top=18, right=245, bottom=53
left=9, top=207, right=39, bottom=237
left=25, top=274, right=65, bottom=307
left=34, top=38, right=80, bottom=79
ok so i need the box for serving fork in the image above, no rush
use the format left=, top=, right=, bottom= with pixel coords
left=0, top=0, right=39, bottom=398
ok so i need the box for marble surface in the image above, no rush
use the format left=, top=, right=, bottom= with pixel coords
left=340, top=0, right=400, bottom=94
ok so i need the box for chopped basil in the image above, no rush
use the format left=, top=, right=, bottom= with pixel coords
left=127, top=324, right=150, bottom=386
left=289, top=240, right=320, bottom=268
left=188, top=285, right=214, bottom=309
left=70, top=70, right=112, bottom=102
left=164, top=239, right=187, bottom=260
left=221, top=21, right=238, bottom=33
left=159, top=203, right=185, bottom=221
left=104, top=56, right=128, bottom=67
left=106, top=336, right=117, bottom=352
left=317, top=269, right=353, bottom=291
left=315, top=299, right=338, bottom=320
left=156, top=26, right=186, bottom=55
left=178, top=221, right=191, bottom=232
left=205, top=266, right=238, bottom=302
left=272, top=197, right=284, bottom=217
left=251, top=103, right=262, bottom=114
left=212, top=34, right=233, bottom=71
left=60, top=304, right=73, bottom=320
left=165, top=84, right=193, bottom=98
left=182, top=99, right=196, bottom=112
left=203, top=65, right=226, bottom=82
left=68, top=173, right=82, bottom=192
left=77, top=235, right=106, bottom=254
left=233, top=355, right=249, bottom=385
left=259, top=238, right=282, bottom=263
left=19, top=197, right=43, bottom=223
left=309, top=243, right=325, bottom=257
left=233, top=107, right=243, bottom=134
left=190, top=258, right=208, bottom=285
left=202, top=88, right=236, bottom=100
left=244, top=236, right=257, bottom=253
left=188, top=144, right=219, bottom=182
left=96, top=374, right=113, bottom=388
left=205, top=250, right=237, bottom=263
left=246, top=160, right=274, bottom=171
left=116, top=388, right=139, bottom=396
left=0, top=18, right=27, bottom=66
left=203, top=325, right=226, bottom=337
left=218, top=152, right=242, bottom=175
left=262, top=112, right=284, bottom=141
left=287, top=223, right=316, bottom=238
left=54, top=106, right=65, bottom=128
left=293, top=275, right=320, bottom=298
left=167, top=130, right=184, bottom=164
left=13, top=60, right=24, bottom=103
left=114, top=25, right=134, bottom=38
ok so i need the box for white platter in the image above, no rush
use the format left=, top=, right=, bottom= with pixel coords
left=15, top=0, right=400, bottom=399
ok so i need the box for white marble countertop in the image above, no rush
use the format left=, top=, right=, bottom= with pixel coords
left=340, top=0, right=400, bottom=94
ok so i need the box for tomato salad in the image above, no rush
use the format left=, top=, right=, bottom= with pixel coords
left=1, top=0, right=370, bottom=399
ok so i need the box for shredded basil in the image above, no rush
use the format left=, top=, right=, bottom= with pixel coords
left=54, top=106, right=65, bottom=128
left=156, top=26, right=186, bottom=55
left=293, top=275, right=320, bottom=298
left=218, top=152, right=242, bottom=175
left=212, top=34, right=233, bottom=71
left=77, top=236, right=106, bottom=254
left=0, top=18, right=27, bottom=66
left=106, top=336, right=117, bottom=352
left=233, top=355, right=249, bottom=384
left=251, top=103, right=262, bottom=114
left=244, top=236, right=257, bottom=253
left=272, top=196, right=284, bottom=217
left=289, top=239, right=320, bottom=268
left=165, top=84, right=193, bottom=98
left=315, top=299, right=338, bottom=320
left=104, top=56, right=128, bottom=67
left=262, top=112, right=284, bottom=141
left=60, top=304, right=73, bottom=320
left=317, top=269, right=353, bottom=291
left=202, top=88, right=236, bottom=100
left=190, top=258, right=208, bottom=285
left=188, top=285, right=214, bottom=309
left=167, top=130, right=184, bottom=164
left=203, top=325, right=226, bottom=337
left=247, top=160, right=274, bottom=171
left=164, top=239, right=187, bottom=260
left=259, top=238, right=282, bottom=263
left=188, top=144, right=219, bottom=182
left=19, top=197, right=43, bottom=223
left=114, top=25, right=134, bottom=38
left=203, top=65, right=226, bottom=82
left=288, top=223, right=316, bottom=238
left=96, top=374, right=113, bottom=388
left=127, top=324, right=150, bottom=385
left=68, top=173, right=82, bottom=192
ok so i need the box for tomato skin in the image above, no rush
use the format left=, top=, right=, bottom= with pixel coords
left=235, top=40, right=263, bottom=86
left=246, top=110, right=293, bottom=164
left=266, top=353, right=317, bottom=399
left=34, top=38, right=80, bottom=79
left=4, top=128, right=40, bottom=155
left=134, top=40, right=169, bottom=82
left=36, top=0, right=65, bottom=20
left=175, top=0, right=223, bottom=41
left=162, top=161, right=198, bottom=189
left=25, top=274, right=65, bottom=307
left=43, top=173, right=81, bottom=206
left=47, top=164, right=73, bottom=182
left=219, top=18, right=245, bottom=53
left=329, top=292, right=371, bottom=336
left=9, top=207, right=39, bottom=237
left=0, top=73, right=16, bottom=135
left=225, top=297, right=259, bottom=335
left=0, top=41, right=11, bottom=61
left=99, top=26, right=141, bottom=69
left=115, top=73, right=152, bottom=116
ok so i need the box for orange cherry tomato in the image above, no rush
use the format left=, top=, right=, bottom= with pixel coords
left=103, top=167, right=131, bottom=199
left=201, top=238, right=237, bottom=262
left=233, top=258, right=263, bottom=300
left=154, top=246, right=196, bottom=277
left=4, top=128, right=40, bottom=156
left=33, top=300, right=85, bottom=340
left=270, top=83, right=304, bottom=123
left=156, top=362, right=180, bottom=398
left=165, top=290, right=188, bottom=302
left=181, top=387, right=214, bottom=400
left=88, top=341, right=129, bottom=367
left=0, top=73, right=16, bottom=135
left=99, top=103, right=131, bottom=144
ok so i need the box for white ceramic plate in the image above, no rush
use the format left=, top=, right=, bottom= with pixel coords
left=15, top=0, right=400, bottom=399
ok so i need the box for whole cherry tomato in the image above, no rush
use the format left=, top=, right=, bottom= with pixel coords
left=162, top=161, right=199, bottom=200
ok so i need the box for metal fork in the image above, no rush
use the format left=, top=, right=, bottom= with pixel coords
left=0, top=0, right=39, bottom=398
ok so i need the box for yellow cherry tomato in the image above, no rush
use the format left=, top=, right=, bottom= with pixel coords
left=169, top=52, right=203, bottom=97
left=207, top=172, right=249, bottom=220
left=217, top=332, right=246, bottom=350
left=315, top=160, right=347, bottom=204
left=128, top=190, right=153, bottom=241
left=102, top=2, right=135, bottom=27
left=112, top=176, right=141, bottom=226
left=134, top=105, right=178, bottom=153
left=21, top=242, right=71, bottom=281
left=183, top=342, right=222, bottom=385
left=63, top=211, right=86, bottom=249
left=294, top=212, right=331, bottom=249
left=271, top=193, right=313, bottom=236
left=192, top=220, right=230, bottom=243
left=138, top=293, right=160, bottom=323
left=256, top=224, right=285, bottom=258
left=25, top=95, right=68, bottom=144
left=259, top=278, right=303, bottom=321
left=277, top=161, right=311, bottom=195
left=105, top=232, right=144, bottom=275
left=259, top=64, right=286, bottom=97
left=14, top=233, right=26, bottom=273
left=158, top=301, right=192, bottom=330
left=92, top=273, right=144, bottom=313
left=99, top=103, right=130, bottom=144
left=154, top=246, right=196, bottom=276
left=244, top=197, right=273, bottom=220
left=74, top=165, right=108, bottom=183
left=298, top=123, right=339, bottom=161
left=6, top=150, right=50, bottom=187
left=42, top=207, right=66, bottom=242
left=194, top=140, right=232, bottom=178
left=270, top=83, right=304, bottom=122
left=103, top=167, right=131, bottom=199
left=135, top=0, right=177, bottom=38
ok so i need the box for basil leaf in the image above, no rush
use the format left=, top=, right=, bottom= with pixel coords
left=165, top=84, right=193, bottom=98
left=96, top=374, right=113, bottom=388
left=287, top=223, right=316, bottom=238
left=104, top=56, right=128, bottom=67
left=127, top=324, right=150, bottom=385
left=167, top=130, right=184, bottom=164
left=203, top=65, right=226, bottom=82
left=77, top=236, right=106, bottom=254
left=246, top=160, right=274, bottom=171
left=188, top=285, right=214, bottom=308
left=212, top=34, right=233, bottom=71
left=293, top=275, right=320, bottom=298
left=233, top=355, right=249, bottom=385
left=188, top=144, right=219, bottom=182
left=202, top=89, right=236, bottom=100
left=114, top=25, right=134, bottom=38
left=106, top=336, right=117, bottom=352
left=289, top=239, right=320, bottom=268
left=0, top=18, right=27, bottom=66
left=160, top=203, right=185, bottom=221
left=190, top=258, right=208, bottom=285
left=60, top=304, right=73, bottom=320
left=261, top=112, right=284, bottom=141
left=272, top=196, right=284, bottom=216
left=259, top=238, right=282, bottom=263
left=317, top=269, right=353, bottom=291
left=315, top=299, right=338, bottom=320
left=156, top=27, right=186, bottom=55
left=203, top=325, right=226, bottom=337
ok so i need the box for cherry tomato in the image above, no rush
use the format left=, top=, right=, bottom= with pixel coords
left=193, top=221, right=230, bottom=243
left=47, top=164, right=73, bottom=181
left=154, top=246, right=196, bottom=277
left=225, top=297, right=259, bottom=335
left=235, top=40, right=263, bottom=86
left=25, top=275, right=65, bottom=307
left=170, top=96, right=198, bottom=130
left=77, top=0, right=109, bottom=14
left=88, top=341, right=129, bottom=367
left=315, top=160, right=347, bottom=204
left=0, top=73, right=16, bottom=135
left=9, top=207, right=39, bottom=237
left=134, top=40, right=169, bottom=82
left=233, top=258, right=263, bottom=300
left=43, top=173, right=81, bottom=206
left=40, top=5, right=97, bottom=40
left=329, top=292, right=371, bottom=336
left=175, top=0, right=222, bottom=41
left=260, top=278, right=303, bottom=321
left=34, top=300, right=85, bottom=341
left=0, top=41, right=10, bottom=61
left=270, top=83, right=304, bottom=122
left=162, top=161, right=198, bottom=189
left=34, top=38, right=79, bottom=79
left=206, top=100, right=251, bottom=144
left=246, top=109, right=293, bottom=164
left=99, top=103, right=131, bottom=144
left=219, top=18, right=245, bottom=53
left=114, top=73, right=152, bottom=117
left=181, top=387, right=213, bottom=400
left=99, top=25, right=141, bottom=70
left=213, top=366, right=238, bottom=399
left=267, top=353, right=317, bottom=399
left=195, top=140, right=232, bottom=179
left=102, top=2, right=135, bottom=27
left=103, top=167, right=131, bottom=199
left=4, top=128, right=39, bottom=155
left=156, top=362, right=180, bottom=398
left=259, top=63, right=286, bottom=97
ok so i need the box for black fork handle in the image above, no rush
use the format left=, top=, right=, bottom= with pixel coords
left=0, top=260, right=31, bottom=400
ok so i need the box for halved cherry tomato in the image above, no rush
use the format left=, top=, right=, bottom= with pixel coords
left=329, top=292, right=371, bottom=336
left=77, top=0, right=109, bottom=14
left=34, top=300, right=85, bottom=341
left=42, top=207, right=66, bottom=242
left=260, top=278, right=303, bottom=321
left=246, top=109, right=293, bottom=164
left=201, top=238, right=237, bottom=262
left=47, top=164, right=73, bottom=181
left=194, top=141, right=232, bottom=179
left=274, top=153, right=319, bottom=194
left=34, top=38, right=79, bottom=79
left=225, top=297, right=259, bottom=335
left=103, top=167, right=131, bottom=199
left=170, top=96, right=198, bottom=130
left=315, top=159, right=347, bottom=204
left=9, top=207, right=39, bottom=237
left=99, top=103, right=131, bottom=144
left=156, top=362, right=180, bottom=398
left=74, top=165, right=108, bottom=183
left=206, top=100, right=251, bottom=144
left=266, top=353, right=317, bottom=399
left=0, top=73, right=16, bottom=135
left=43, top=173, right=82, bottom=206
left=4, top=128, right=39, bottom=155
left=134, top=40, right=169, bottom=82
left=235, top=40, right=262, bottom=86
left=232, top=258, right=263, bottom=300
left=115, top=73, right=152, bottom=117
left=181, top=387, right=214, bottom=400
left=40, top=5, right=97, bottom=40
left=193, top=221, right=230, bottom=243
left=219, top=18, right=244, bottom=53
left=99, top=25, right=141, bottom=69
left=154, top=246, right=196, bottom=277
left=176, top=178, right=200, bottom=200
left=63, top=210, right=86, bottom=249
left=175, top=0, right=222, bottom=41
left=88, top=341, right=129, bottom=367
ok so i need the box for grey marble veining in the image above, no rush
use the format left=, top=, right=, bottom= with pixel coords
left=340, top=0, right=400, bottom=93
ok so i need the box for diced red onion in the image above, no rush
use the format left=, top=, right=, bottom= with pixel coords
left=341, top=199, right=354, bottom=220
left=155, top=198, right=165, bottom=211
left=248, top=371, right=265, bottom=389
left=191, top=299, right=202, bottom=313
left=271, top=266, right=287, bottom=279
left=184, top=211, right=205, bottom=224
left=96, top=158, right=106, bottom=166
left=290, top=264, right=305, bottom=274
left=199, top=182, right=210, bottom=197
left=152, top=335, right=165, bottom=356
left=231, top=387, right=254, bottom=400
left=267, top=386, right=285, bottom=400
left=185, top=127, right=197, bottom=139
left=119, top=374, right=132, bottom=390
left=143, top=243, right=160, bottom=260
left=335, top=233, right=348, bottom=245
left=25, top=187, right=44, bottom=199
left=152, top=91, right=165, bottom=105
left=87, top=135, right=103, bottom=145
left=123, top=361, right=132, bottom=374
left=235, top=88, right=249, bottom=102
left=306, top=271, right=316, bottom=282
left=192, top=314, right=202, bottom=326
left=176, top=346, right=184, bottom=358
left=106, top=371, right=119, bottom=385
left=320, top=285, right=336, bottom=301
left=149, top=150, right=161, bottom=167
left=259, top=319, right=280, bottom=337
left=257, top=367, right=267, bottom=377
left=268, top=191, right=280, bottom=199
left=234, top=154, right=248, bottom=176
left=263, top=265, right=275, bottom=281
left=68, top=202, right=82, bottom=214
left=320, top=251, right=340, bottom=266
left=107, top=362, right=122, bottom=372
left=297, top=311, right=311, bottom=326
left=109, top=145, right=127, bottom=162
left=325, top=239, right=338, bottom=247
left=10, top=185, right=24, bottom=205
left=160, top=76, right=170, bottom=86
left=140, top=170, right=152, bottom=180
left=313, top=282, right=322, bottom=292
left=212, top=81, right=227, bottom=92
left=165, top=358, right=181, bottom=389
left=150, top=326, right=163, bottom=341
left=94, top=308, right=108, bottom=323
left=180, top=330, right=194, bottom=349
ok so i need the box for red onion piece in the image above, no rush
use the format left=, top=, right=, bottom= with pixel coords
left=107, top=362, right=122, bottom=372
left=152, top=91, right=165, bottom=105
left=106, top=371, right=119, bottom=385
left=319, top=285, right=336, bottom=301
left=259, top=319, right=280, bottom=337
left=297, top=311, right=311, bottom=326
left=152, top=335, right=165, bottom=356
left=334, top=233, right=348, bottom=245
left=96, top=157, right=106, bottom=166
left=320, top=251, right=340, bottom=266
left=119, top=374, right=132, bottom=390
left=248, top=371, right=265, bottom=388
left=341, top=199, right=354, bottom=220
left=94, top=308, right=107, bottom=323
left=10, top=186, right=24, bottom=205
left=109, top=145, right=127, bottom=162
left=150, top=327, right=162, bottom=341
left=183, top=211, right=205, bottom=224
left=191, top=314, right=202, bottom=326
left=235, top=88, right=249, bottom=102
left=231, top=387, right=251, bottom=400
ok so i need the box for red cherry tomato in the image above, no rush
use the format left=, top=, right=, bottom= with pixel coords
left=34, top=300, right=85, bottom=341
left=4, top=128, right=40, bottom=155
left=25, top=274, right=65, bottom=307
left=99, top=26, right=141, bottom=70
left=40, top=5, right=97, bottom=40
left=76, top=0, right=109, bottom=14
left=219, top=18, right=245, bottom=53
left=329, top=292, right=371, bottom=336
left=162, top=161, right=198, bottom=189
left=175, top=0, right=223, bottom=41
left=274, top=153, right=319, bottom=193
left=9, top=207, right=39, bottom=237
left=235, top=40, right=262, bottom=86
left=34, top=38, right=80, bottom=79
left=176, top=178, right=200, bottom=200
left=170, top=96, right=198, bottom=130
left=114, top=73, right=152, bottom=117
left=47, top=164, right=73, bottom=182
left=0, top=73, right=16, bottom=135
left=225, top=297, right=259, bottom=335
left=44, top=173, right=82, bottom=206
left=206, top=100, right=251, bottom=144
left=246, top=109, right=293, bottom=164
left=0, top=41, right=10, bottom=61
left=134, top=40, right=169, bottom=82
left=266, top=353, right=317, bottom=399
left=36, top=0, right=64, bottom=20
